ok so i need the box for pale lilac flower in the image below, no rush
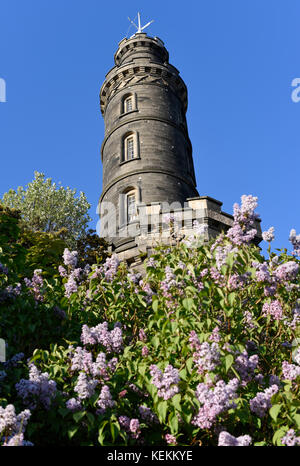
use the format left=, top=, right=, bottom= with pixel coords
left=262, top=300, right=283, bottom=321
left=165, top=433, right=177, bottom=445
left=209, top=327, right=221, bottom=343
left=218, top=431, right=252, bottom=446
left=142, top=346, right=149, bottom=357
left=249, top=385, right=278, bottom=417
left=282, top=361, right=300, bottom=381
left=150, top=364, right=180, bottom=400
left=58, top=265, right=68, bottom=277
left=281, top=429, right=300, bottom=446
left=16, top=364, right=56, bottom=410
left=74, top=372, right=98, bottom=399
left=0, top=404, right=31, bottom=445
left=234, top=351, right=259, bottom=386
left=63, top=248, right=78, bottom=268
left=97, top=385, right=115, bottom=410
left=66, top=398, right=82, bottom=412
left=289, top=229, right=300, bottom=256
left=138, top=406, right=159, bottom=424
left=139, top=329, right=147, bottom=342
left=274, top=262, right=299, bottom=283
left=262, top=227, right=275, bottom=242
left=192, top=379, right=239, bottom=429
left=193, top=342, right=220, bottom=374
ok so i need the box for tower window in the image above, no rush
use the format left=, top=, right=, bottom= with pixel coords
left=127, top=192, right=136, bottom=223
left=126, top=136, right=134, bottom=160
left=121, top=93, right=137, bottom=115
left=122, top=132, right=139, bottom=162
left=124, top=96, right=133, bottom=112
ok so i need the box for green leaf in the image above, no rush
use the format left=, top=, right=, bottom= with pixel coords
left=172, top=393, right=182, bottom=411
left=73, top=410, right=86, bottom=423
left=292, top=414, right=300, bottom=429
left=157, top=400, right=168, bottom=423
left=98, top=420, right=109, bottom=445
left=68, top=426, right=79, bottom=439
left=110, top=421, right=120, bottom=444
left=168, top=412, right=179, bottom=435
left=225, top=354, right=234, bottom=373
left=269, top=404, right=282, bottom=422
left=182, top=298, right=194, bottom=312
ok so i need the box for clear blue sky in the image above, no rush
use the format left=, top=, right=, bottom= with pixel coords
left=0, top=0, right=299, bottom=256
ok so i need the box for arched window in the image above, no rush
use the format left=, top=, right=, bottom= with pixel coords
left=121, top=93, right=137, bottom=115
left=122, top=132, right=139, bottom=162
left=119, top=187, right=139, bottom=226
left=126, top=191, right=137, bottom=223
left=124, top=96, right=133, bottom=113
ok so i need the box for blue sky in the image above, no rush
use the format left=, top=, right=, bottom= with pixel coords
left=0, top=0, right=299, bottom=256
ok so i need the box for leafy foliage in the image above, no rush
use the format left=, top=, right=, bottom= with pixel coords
left=1, top=172, right=91, bottom=248
left=0, top=196, right=299, bottom=447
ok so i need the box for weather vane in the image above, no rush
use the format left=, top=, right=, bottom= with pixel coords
left=128, top=12, right=154, bottom=37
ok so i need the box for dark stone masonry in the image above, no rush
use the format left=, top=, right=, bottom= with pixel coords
left=98, top=32, right=261, bottom=268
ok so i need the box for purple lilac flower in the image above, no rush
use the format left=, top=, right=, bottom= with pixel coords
left=139, top=280, right=155, bottom=304
left=150, top=364, right=180, bottom=400
left=15, top=364, right=56, bottom=410
left=281, top=429, right=300, bottom=446
left=262, top=227, right=275, bottom=242
left=142, top=346, right=149, bottom=357
left=209, top=327, right=221, bottom=343
left=274, top=262, right=299, bottom=283
left=97, top=385, right=115, bottom=410
left=63, top=248, right=78, bottom=268
left=189, top=331, right=201, bottom=350
left=218, top=431, right=252, bottom=446
left=282, top=361, right=300, bottom=381
left=70, top=347, right=94, bottom=373
left=118, top=415, right=131, bottom=431
left=3, top=352, right=24, bottom=369
left=74, top=372, right=98, bottom=400
left=252, top=261, right=272, bottom=283
left=103, top=255, right=120, bottom=282
left=139, top=329, right=147, bottom=342
left=58, top=265, right=68, bottom=277
left=262, top=300, right=283, bottom=321
left=0, top=404, right=31, bottom=444
left=64, top=274, right=78, bottom=298
left=193, top=342, right=220, bottom=374
left=226, top=195, right=259, bottom=245
left=243, top=311, right=256, bottom=330
left=138, top=406, right=159, bottom=424
left=269, top=375, right=281, bottom=387
left=80, top=322, right=123, bottom=353
left=129, top=419, right=141, bottom=438
left=24, top=269, right=44, bottom=302
left=66, top=398, right=82, bottom=412
left=289, top=229, right=300, bottom=256
left=228, top=273, right=250, bottom=290
left=146, top=257, right=157, bottom=268
left=128, top=272, right=142, bottom=284
left=160, top=266, right=177, bottom=297
left=249, top=385, right=278, bottom=417
left=165, top=434, right=177, bottom=445
left=234, top=351, right=259, bottom=386
left=215, top=244, right=237, bottom=270
left=192, top=379, right=239, bottom=429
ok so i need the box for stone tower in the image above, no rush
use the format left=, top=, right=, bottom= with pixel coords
left=98, top=30, right=261, bottom=266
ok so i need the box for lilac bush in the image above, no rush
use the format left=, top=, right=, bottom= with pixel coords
left=1, top=193, right=300, bottom=446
